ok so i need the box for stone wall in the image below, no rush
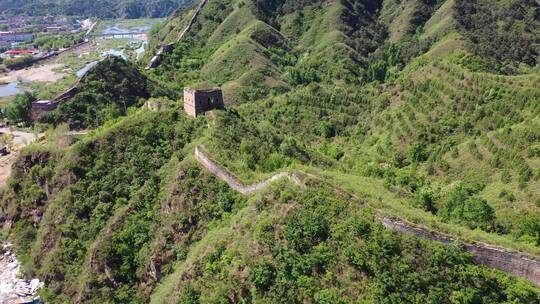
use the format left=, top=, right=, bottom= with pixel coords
left=194, top=147, right=540, bottom=287
left=195, top=146, right=301, bottom=194
left=30, top=77, right=85, bottom=120
left=145, top=0, right=209, bottom=70
left=381, top=218, right=540, bottom=287
left=54, top=86, right=80, bottom=102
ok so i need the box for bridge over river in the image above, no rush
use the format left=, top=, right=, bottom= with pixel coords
left=87, top=32, right=146, bottom=38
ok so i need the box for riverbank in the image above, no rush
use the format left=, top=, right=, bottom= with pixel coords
left=0, top=63, right=66, bottom=83
left=0, top=243, right=43, bottom=304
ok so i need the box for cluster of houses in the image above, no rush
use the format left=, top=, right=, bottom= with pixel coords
left=0, top=31, right=34, bottom=48
left=0, top=15, right=83, bottom=33
left=0, top=16, right=92, bottom=49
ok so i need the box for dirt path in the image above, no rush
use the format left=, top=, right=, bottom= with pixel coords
left=194, top=147, right=540, bottom=287
left=0, top=128, right=39, bottom=186
left=0, top=63, right=65, bottom=83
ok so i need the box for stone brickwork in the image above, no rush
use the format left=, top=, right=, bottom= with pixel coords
left=381, top=218, right=540, bottom=287
left=30, top=100, right=60, bottom=120
left=195, top=146, right=301, bottom=194
left=183, top=87, right=224, bottom=117
left=189, top=149, right=540, bottom=288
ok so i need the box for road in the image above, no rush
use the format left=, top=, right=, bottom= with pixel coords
left=0, top=128, right=38, bottom=147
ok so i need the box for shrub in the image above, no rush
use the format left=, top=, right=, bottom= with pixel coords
left=314, top=289, right=346, bottom=304
left=262, top=153, right=291, bottom=172
left=409, top=142, right=428, bottom=163
left=177, top=285, right=200, bottom=304
left=438, top=183, right=495, bottom=231
left=284, top=205, right=329, bottom=253
left=516, top=215, right=540, bottom=247
left=527, top=144, right=540, bottom=157
left=249, top=259, right=276, bottom=291
left=4, top=54, right=33, bottom=68
left=416, top=186, right=437, bottom=213
left=319, top=143, right=344, bottom=160
left=319, top=121, right=335, bottom=138
left=5, top=92, right=35, bottom=123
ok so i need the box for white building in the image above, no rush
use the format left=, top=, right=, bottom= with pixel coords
left=0, top=31, right=33, bottom=43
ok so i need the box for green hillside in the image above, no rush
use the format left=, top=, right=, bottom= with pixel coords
left=1, top=0, right=540, bottom=303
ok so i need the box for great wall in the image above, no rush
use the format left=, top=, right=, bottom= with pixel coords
left=194, top=146, right=540, bottom=287
left=195, top=146, right=302, bottom=194
left=146, top=0, right=208, bottom=69
left=30, top=71, right=87, bottom=119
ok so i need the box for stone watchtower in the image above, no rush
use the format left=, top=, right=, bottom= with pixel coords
left=183, top=87, right=225, bottom=117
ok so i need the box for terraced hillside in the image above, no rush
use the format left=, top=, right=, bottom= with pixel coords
left=1, top=0, right=540, bottom=303
left=147, top=0, right=392, bottom=100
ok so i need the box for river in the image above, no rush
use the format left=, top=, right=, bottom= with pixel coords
left=0, top=82, right=25, bottom=98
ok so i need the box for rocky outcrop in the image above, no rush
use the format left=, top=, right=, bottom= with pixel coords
left=0, top=243, right=43, bottom=304
left=195, top=146, right=301, bottom=195
left=381, top=218, right=540, bottom=287
left=142, top=101, right=171, bottom=111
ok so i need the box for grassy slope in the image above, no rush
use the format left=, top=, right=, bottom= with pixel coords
left=421, top=0, right=456, bottom=40
left=381, top=0, right=418, bottom=42
left=345, top=51, right=540, bottom=240
left=150, top=0, right=370, bottom=101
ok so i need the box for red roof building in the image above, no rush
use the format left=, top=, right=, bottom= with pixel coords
left=4, top=49, right=36, bottom=55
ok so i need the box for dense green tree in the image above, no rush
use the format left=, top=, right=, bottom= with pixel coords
left=5, top=92, right=35, bottom=123
left=454, top=0, right=540, bottom=73
left=39, top=57, right=154, bottom=129
left=439, top=183, right=496, bottom=231
left=249, top=259, right=276, bottom=291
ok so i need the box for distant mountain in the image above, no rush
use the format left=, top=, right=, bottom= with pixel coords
left=0, top=0, right=195, bottom=19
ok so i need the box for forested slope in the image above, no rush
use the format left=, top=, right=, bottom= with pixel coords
left=1, top=0, right=540, bottom=303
